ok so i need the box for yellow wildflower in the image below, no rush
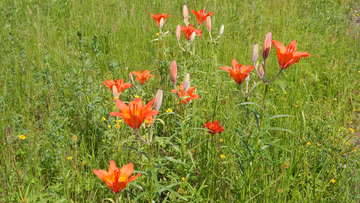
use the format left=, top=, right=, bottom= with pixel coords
left=135, top=95, right=139, bottom=98
left=349, top=128, right=354, bottom=133
left=219, top=138, right=223, bottom=142
left=346, top=142, right=351, bottom=146
left=117, top=120, right=122, bottom=123
left=306, top=142, right=311, bottom=145
left=102, top=117, right=106, bottom=121
left=285, top=92, right=287, bottom=94
left=19, top=135, right=26, bottom=140
left=156, top=33, right=159, bottom=36
left=330, top=178, right=336, bottom=183
left=102, top=139, right=105, bottom=142
left=181, top=177, right=185, bottom=181
left=270, top=89, right=273, bottom=91
left=67, top=156, right=73, bottom=160
left=353, top=147, right=358, bottom=152
left=278, top=189, right=283, bottom=193
left=221, top=154, right=226, bottom=159
left=108, top=125, right=111, bottom=129
left=295, top=105, right=299, bottom=108
left=166, top=108, right=172, bottom=113
left=115, top=124, right=121, bottom=129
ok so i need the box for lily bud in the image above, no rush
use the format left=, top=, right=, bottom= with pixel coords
left=184, top=19, right=189, bottom=27
left=258, top=61, right=265, bottom=79
left=176, top=25, right=181, bottom=41
left=190, top=32, right=197, bottom=43
left=245, top=74, right=250, bottom=82
left=183, top=5, right=188, bottom=20
left=206, top=16, right=211, bottom=32
left=112, top=85, right=120, bottom=98
left=170, top=60, right=177, bottom=87
left=164, top=31, right=169, bottom=36
left=252, top=43, right=259, bottom=63
left=159, top=18, right=165, bottom=30
left=219, top=25, right=225, bottom=35
left=154, top=89, right=163, bottom=111
left=183, top=72, right=190, bottom=90
left=262, top=32, right=272, bottom=60
left=129, top=72, right=134, bottom=85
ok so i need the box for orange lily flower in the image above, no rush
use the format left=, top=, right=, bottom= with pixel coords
left=110, top=98, right=158, bottom=129
left=272, top=40, right=311, bottom=69
left=93, top=161, right=141, bottom=194
left=203, top=121, right=224, bottom=135
left=171, top=83, right=200, bottom=104
left=102, top=79, right=132, bottom=95
left=220, top=59, right=254, bottom=85
left=179, top=24, right=202, bottom=40
left=131, top=70, right=154, bottom=84
left=148, top=13, right=173, bottom=27
left=190, top=9, right=214, bottom=26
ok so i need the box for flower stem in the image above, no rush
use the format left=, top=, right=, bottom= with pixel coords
left=148, top=142, right=154, bottom=202
left=136, top=129, right=149, bottom=145
left=148, top=115, right=157, bottom=144
left=249, top=84, right=268, bottom=189
left=267, top=69, right=283, bottom=84
left=115, top=193, right=118, bottom=203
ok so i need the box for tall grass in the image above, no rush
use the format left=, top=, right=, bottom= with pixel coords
left=1, top=0, right=359, bottom=202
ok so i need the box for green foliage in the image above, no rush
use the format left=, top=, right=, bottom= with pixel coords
left=1, top=0, right=360, bottom=202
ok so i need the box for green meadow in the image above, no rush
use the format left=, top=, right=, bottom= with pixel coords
left=1, top=0, right=360, bottom=202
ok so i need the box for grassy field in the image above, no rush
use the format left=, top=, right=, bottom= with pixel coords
left=1, top=0, right=360, bottom=202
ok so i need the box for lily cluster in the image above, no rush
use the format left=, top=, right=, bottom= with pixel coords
left=220, top=32, right=311, bottom=97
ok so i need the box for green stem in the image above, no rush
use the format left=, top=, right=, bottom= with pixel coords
left=248, top=84, right=268, bottom=194
left=148, top=142, right=154, bottom=202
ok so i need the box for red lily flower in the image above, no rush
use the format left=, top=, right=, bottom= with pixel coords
left=148, top=13, right=173, bottom=28
left=179, top=24, right=202, bottom=40
left=171, top=83, right=200, bottom=104
left=203, top=121, right=224, bottom=135
left=220, top=59, right=254, bottom=85
left=110, top=98, right=158, bottom=129
left=131, top=70, right=154, bottom=84
left=93, top=161, right=141, bottom=194
left=272, top=40, right=311, bottom=69
left=190, top=9, right=214, bottom=26
left=102, top=79, right=132, bottom=96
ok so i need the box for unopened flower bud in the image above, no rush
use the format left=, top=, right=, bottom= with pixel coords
left=129, top=72, right=134, bottom=85
left=170, top=60, right=177, bottom=88
left=190, top=32, right=196, bottom=43
left=258, top=61, right=265, bottom=79
left=252, top=43, right=259, bottom=63
left=184, top=19, right=189, bottom=27
left=183, top=73, right=190, bottom=90
left=183, top=5, right=188, bottom=20
left=159, top=18, right=165, bottom=30
left=164, top=31, right=169, bottom=36
left=112, top=85, right=119, bottom=98
left=206, top=16, right=211, bottom=32
left=245, top=74, right=250, bottom=82
left=262, top=32, right=272, bottom=60
left=176, top=25, right=181, bottom=41
left=72, top=135, right=78, bottom=141
left=219, top=25, right=225, bottom=35
left=154, top=89, right=163, bottom=111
